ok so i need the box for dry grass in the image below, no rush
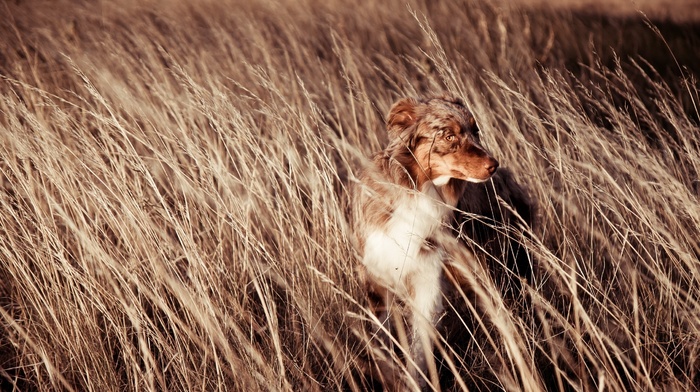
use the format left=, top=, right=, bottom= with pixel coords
left=1, top=0, right=699, bottom=390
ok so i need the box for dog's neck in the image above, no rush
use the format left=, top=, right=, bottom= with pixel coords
left=420, top=177, right=465, bottom=208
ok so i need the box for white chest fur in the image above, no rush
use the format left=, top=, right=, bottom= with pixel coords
left=362, top=184, right=452, bottom=293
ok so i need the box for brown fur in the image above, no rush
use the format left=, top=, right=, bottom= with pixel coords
left=352, top=95, right=501, bottom=390
left=354, top=96, right=499, bottom=239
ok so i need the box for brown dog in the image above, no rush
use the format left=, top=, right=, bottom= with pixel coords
left=353, top=95, right=498, bottom=390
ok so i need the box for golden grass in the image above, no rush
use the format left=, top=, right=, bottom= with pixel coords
left=1, top=0, right=699, bottom=390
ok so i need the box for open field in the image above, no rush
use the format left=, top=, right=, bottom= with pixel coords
left=1, top=0, right=700, bottom=390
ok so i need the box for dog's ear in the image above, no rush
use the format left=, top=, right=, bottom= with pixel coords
left=386, top=98, right=419, bottom=140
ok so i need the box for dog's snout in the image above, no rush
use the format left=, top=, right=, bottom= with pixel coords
left=485, top=158, right=499, bottom=175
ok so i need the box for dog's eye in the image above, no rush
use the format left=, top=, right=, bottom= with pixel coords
left=445, top=134, right=455, bottom=142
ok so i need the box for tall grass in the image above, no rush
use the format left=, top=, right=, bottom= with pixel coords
left=1, top=0, right=699, bottom=390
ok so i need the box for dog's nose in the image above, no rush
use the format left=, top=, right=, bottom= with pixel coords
left=485, top=159, right=499, bottom=175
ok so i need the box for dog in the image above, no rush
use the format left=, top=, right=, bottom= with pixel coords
left=353, top=95, right=500, bottom=390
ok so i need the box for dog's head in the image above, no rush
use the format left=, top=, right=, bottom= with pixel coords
left=386, top=96, right=499, bottom=185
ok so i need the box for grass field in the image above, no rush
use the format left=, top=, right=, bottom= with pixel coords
left=1, top=0, right=700, bottom=390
